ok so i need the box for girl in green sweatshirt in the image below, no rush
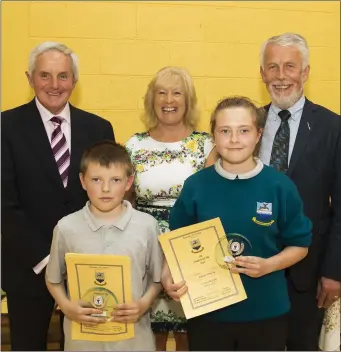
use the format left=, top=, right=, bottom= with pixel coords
left=162, top=96, right=312, bottom=351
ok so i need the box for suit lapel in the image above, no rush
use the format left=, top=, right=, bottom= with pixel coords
left=287, top=99, right=316, bottom=176
left=67, top=104, right=89, bottom=190
left=23, top=100, right=64, bottom=188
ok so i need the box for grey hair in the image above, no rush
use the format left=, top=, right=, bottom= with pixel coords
left=28, top=42, right=79, bottom=82
left=260, top=33, right=309, bottom=69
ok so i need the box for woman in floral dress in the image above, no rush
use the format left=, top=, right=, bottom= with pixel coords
left=126, top=66, right=215, bottom=351
left=319, top=299, right=340, bottom=351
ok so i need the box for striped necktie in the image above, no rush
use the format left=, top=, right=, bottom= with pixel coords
left=269, top=110, right=291, bottom=173
left=50, top=116, right=70, bottom=187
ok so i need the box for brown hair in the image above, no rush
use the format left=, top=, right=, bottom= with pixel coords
left=210, top=96, right=266, bottom=156
left=80, top=141, right=133, bottom=176
left=141, top=66, right=199, bottom=130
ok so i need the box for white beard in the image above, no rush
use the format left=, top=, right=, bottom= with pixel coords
left=270, top=86, right=303, bottom=110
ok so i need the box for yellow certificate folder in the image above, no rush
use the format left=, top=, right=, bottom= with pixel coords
left=65, top=253, right=134, bottom=342
left=159, top=218, right=247, bottom=319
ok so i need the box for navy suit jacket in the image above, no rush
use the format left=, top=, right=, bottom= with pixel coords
left=264, top=98, right=341, bottom=291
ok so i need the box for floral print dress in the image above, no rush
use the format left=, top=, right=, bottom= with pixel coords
left=319, top=299, right=340, bottom=351
left=126, top=131, right=214, bottom=332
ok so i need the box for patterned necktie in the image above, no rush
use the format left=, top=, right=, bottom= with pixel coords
left=269, top=110, right=291, bottom=173
left=50, top=116, right=70, bottom=187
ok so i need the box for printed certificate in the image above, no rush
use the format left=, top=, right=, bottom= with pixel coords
left=159, top=218, right=247, bottom=319
left=65, top=253, right=134, bottom=342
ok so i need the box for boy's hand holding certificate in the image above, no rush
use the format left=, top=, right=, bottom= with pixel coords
left=159, top=218, right=247, bottom=319
left=65, top=253, right=134, bottom=342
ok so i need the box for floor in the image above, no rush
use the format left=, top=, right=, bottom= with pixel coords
left=1, top=297, right=176, bottom=351
left=1, top=312, right=61, bottom=351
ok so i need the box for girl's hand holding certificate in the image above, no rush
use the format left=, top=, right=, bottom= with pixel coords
left=164, top=280, right=188, bottom=302
left=161, top=260, right=188, bottom=301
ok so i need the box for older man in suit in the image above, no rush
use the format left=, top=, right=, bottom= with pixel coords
left=259, top=33, right=341, bottom=350
left=1, top=42, right=115, bottom=350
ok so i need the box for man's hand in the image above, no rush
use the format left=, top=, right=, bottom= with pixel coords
left=62, top=300, right=107, bottom=326
left=231, top=256, right=272, bottom=278
left=317, top=277, right=341, bottom=308
left=111, top=299, right=149, bottom=323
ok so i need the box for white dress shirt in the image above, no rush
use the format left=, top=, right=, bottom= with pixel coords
left=33, top=98, right=72, bottom=274
left=35, top=97, right=72, bottom=151
left=259, top=95, right=306, bottom=166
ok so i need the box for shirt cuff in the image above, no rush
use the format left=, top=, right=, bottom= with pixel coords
left=33, top=255, right=50, bottom=275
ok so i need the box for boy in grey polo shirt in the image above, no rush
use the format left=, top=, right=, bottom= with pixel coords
left=46, top=141, right=163, bottom=351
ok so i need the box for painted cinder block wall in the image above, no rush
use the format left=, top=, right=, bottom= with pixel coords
left=2, top=1, right=340, bottom=142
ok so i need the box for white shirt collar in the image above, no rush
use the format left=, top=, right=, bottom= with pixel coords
left=214, top=158, right=264, bottom=180
left=270, top=95, right=305, bottom=122
left=35, top=97, right=71, bottom=124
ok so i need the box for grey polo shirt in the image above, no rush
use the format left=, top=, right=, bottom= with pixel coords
left=46, top=200, right=163, bottom=351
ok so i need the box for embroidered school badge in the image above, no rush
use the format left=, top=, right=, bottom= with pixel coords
left=256, top=202, right=272, bottom=218
left=252, top=202, right=275, bottom=226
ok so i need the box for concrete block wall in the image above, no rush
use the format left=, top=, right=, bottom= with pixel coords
left=2, top=1, right=340, bottom=142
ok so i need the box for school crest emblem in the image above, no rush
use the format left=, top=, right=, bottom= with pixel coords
left=229, top=239, right=244, bottom=256
left=93, top=294, right=105, bottom=309
left=256, top=202, right=272, bottom=219
left=94, top=272, right=106, bottom=286
left=190, top=238, right=204, bottom=253
left=252, top=202, right=275, bottom=226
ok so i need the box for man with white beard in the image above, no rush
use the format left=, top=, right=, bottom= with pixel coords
left=259, top=33, right=341, bottom=351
